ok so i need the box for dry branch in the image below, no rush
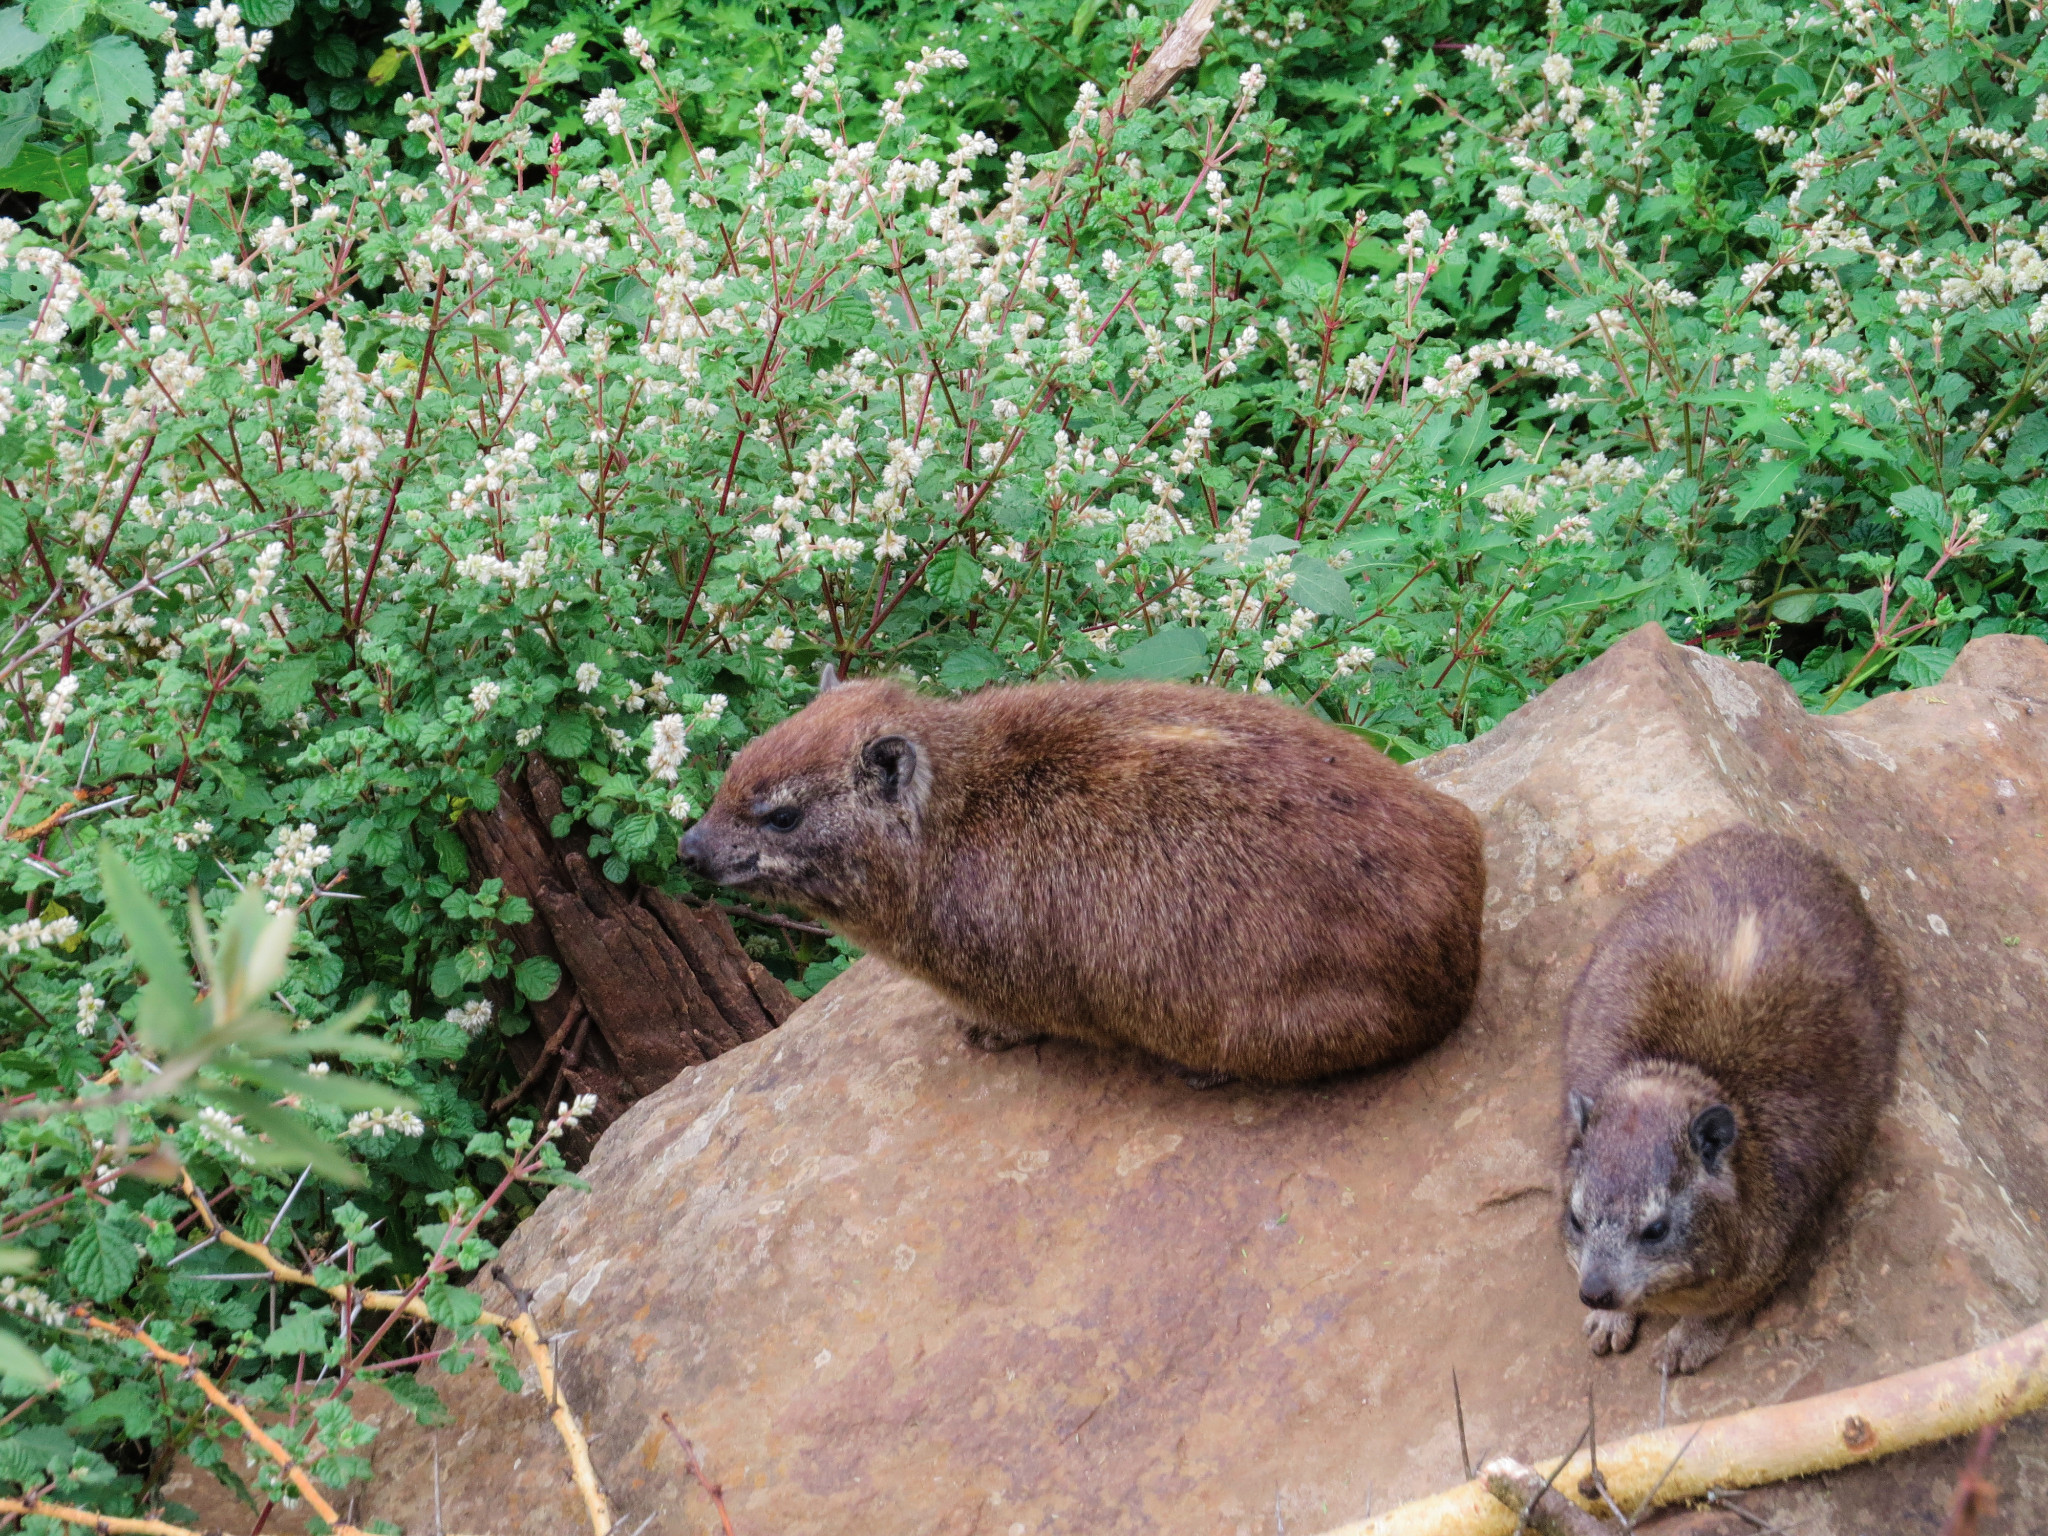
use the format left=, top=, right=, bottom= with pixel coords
left=182, top=1178, right=617, bottom=1536
left=76, top=1315, right=372, bottom=1536
left=1112, top=0, right=1223, bottom=119
left=1478, top=1458, right=1605, bottom=1536
left=0, top=1496, right=220, bottom=1534
left=1325, top=1316, right=2048, bottom=1535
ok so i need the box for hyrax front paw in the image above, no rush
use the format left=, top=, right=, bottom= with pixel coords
left=1583, top=1308, right=1640, bottom=1356
left=955, top=1017, right=1044, bottom=1053
left=1660, top=1314, right=1738, bottom=1375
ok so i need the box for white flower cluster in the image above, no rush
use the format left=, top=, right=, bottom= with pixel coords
left=346, top=1107, right=427, bottom=1139
left=446, top=999, right=494, bottom=1036
left=0, top=1277, right=66, bottom=1328
left=0, top=913, right=79, bottom=955
left=76, top=981, right=104, bottom=1037
left=195, top=1105, right=258, bottom=1165
left=257, top=823, right=332, bottom=913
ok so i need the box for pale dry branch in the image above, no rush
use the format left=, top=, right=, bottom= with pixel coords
left=77, top=1314, right=372, bottom=1535
left=181, top=1175, right=618, bottom=1536
left=0, top=1496, right=216, bottom=1534
left=1324, top=1316, right=2048, bottom=1535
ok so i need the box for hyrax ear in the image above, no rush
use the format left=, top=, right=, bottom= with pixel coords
left=1690, top=1104, right=1738, bottom=1174
left=1568, top=1091, right=1596, bottom=1138
left=861, top=734, right=926, bottom=810
left=819, top=662, right=842, bottom=694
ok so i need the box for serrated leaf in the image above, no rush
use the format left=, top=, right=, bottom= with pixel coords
left=514, top=956, right=560, bottom=1000
left=1097, top=627, right=1210, bottom=681
left=262, top=1302, right=334, bottom=1357
left=20, top=0, right=78, bottom=33
left=90, top=0, right=168, bottom=37
left=423, top=1279, right=482, bottom=1329
left=63, top=1218, right=138, bottom=1303
left=1771, top=592, right=1820, bottom=623
left=0, top=140, right=87, bottom=198
left=0, top=8, right=46, bottom=69
left=43, top=33, right=153, bottom=134
left=1890, top=484, right=1946, bottom=521
left=1672, top=565, right=1714, bottom=611
left=1730, top=459, right=1801, bottom=521
left=382, top=1371, right=448, bottom=1424
left=257, top=656, right=317, bottom=722
left=366, top=44, right=401, bottom=85
left=543, top=711, right=591, bottom=758
left=937, top=645, right=1003, bottom=691
left=1287, top=558, right=1357, bottom=619
left=237, top=0, right=290, bottom=23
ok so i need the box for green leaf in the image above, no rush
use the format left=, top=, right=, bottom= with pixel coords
left=238, top=0, right=291, bottom=23
left=1891, top=484, right=1946, bottom=521
left=930, top=547, right=983, bottom=604
left=63, top=1217, right=138, bottom=1303
left=937, top=645, right=1003, bottom=691
left=258, top=656, right=318, bottom=722
left=423, top=1279, right=482, bottom=1329
left=382, top=1371, right=448, bottom=1425
left=43, top=33, right=153, bottom=134
left=0, top=7, right=46, bottom=69
left=0, top=140, right=88, bottom=198
left=68, top=1380, right=158, bottom=1437
left=1729, top=459, right=1801, bottom=521
left=90, top=0, right=169, bottom=37
left=1891, top=643, right=1957, bottom=689
left=1096, top=627, right=1210, bottom=681
left=1771, top=592, right=1820, bottom=623
left=543, top=711, right=591, bottom=758
left=1672, top=565, right=1714, bottom=611
left=262, top=1302, right=335, bottom=1358
left=21, top=0, right=80, bottom=31
left=514, top=955, right=560, bottom=1000
left=0, top=1325, right=51, bottom=1385
left=433, top=826, right=469, bottom=882
left=1287, top=558, right=1357, bottom=619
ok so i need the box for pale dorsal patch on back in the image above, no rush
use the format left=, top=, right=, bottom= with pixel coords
left=1140, top=724, right=1232, bottom=747
left=1719, top=908, right=1763, bottom=994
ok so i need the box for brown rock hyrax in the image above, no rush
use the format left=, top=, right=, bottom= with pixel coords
left=677, top=672, right=1485, bottom=1083
left=1560, top=826, right=1902, bottom=1374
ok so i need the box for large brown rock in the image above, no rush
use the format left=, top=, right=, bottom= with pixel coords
left=355, top=624, right=2048, bottom=1535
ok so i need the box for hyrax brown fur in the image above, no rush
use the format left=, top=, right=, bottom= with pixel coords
left=1560, top=826, right=1902, bottom=1374
left=678, top=673, right=1485, bottom=1083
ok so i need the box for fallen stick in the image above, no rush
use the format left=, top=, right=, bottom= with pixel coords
left=1322, top=1316, right=2048, bottom=1535
left=1478, top=1458, right=1605, bottom=1536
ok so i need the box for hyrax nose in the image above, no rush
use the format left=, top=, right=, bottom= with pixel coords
left=678, top=823, right=709, bottom=873
left=1579, top=1281, right=1617, bottom=1310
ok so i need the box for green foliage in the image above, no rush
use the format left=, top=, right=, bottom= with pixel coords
left=0, top=0, right=166, bottom=193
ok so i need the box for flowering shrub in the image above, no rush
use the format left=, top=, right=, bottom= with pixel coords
left=0, top=0, right=2041, bottom=1519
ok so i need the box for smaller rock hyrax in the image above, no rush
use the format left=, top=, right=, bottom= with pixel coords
left=1561, top=826, right=1902, bottom=1374
left=678, top=672, right=1485, bottom=1083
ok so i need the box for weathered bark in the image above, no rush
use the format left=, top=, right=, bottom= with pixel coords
left=458, top=755, right=797, bottom=1159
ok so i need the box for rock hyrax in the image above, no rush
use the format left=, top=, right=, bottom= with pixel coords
left=679, top=673, right=1485, bottom=1083
left=1560, top=826, right=1902, bottom=1373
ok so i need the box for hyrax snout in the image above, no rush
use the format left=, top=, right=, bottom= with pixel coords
left=1560, top=826, right=1901, bottom=1374
left=680, top=672, right=1486, bottom=1084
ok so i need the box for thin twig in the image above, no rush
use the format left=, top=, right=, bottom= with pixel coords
left=660, top=1412, right=737, bottom=1536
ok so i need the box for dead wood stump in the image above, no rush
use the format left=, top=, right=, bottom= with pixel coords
left=458, top=754, right=797, bottom=1161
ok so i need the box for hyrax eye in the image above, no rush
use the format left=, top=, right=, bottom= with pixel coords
left=763, top=805, right=803, bottom=832
left=1567, top=1209, right=1585, bottom=1234
left=1638, top=1217, right=1669, bottom=1243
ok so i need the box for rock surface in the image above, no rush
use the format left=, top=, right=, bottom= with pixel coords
left=354, top=623, right=2048, bottom=1535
